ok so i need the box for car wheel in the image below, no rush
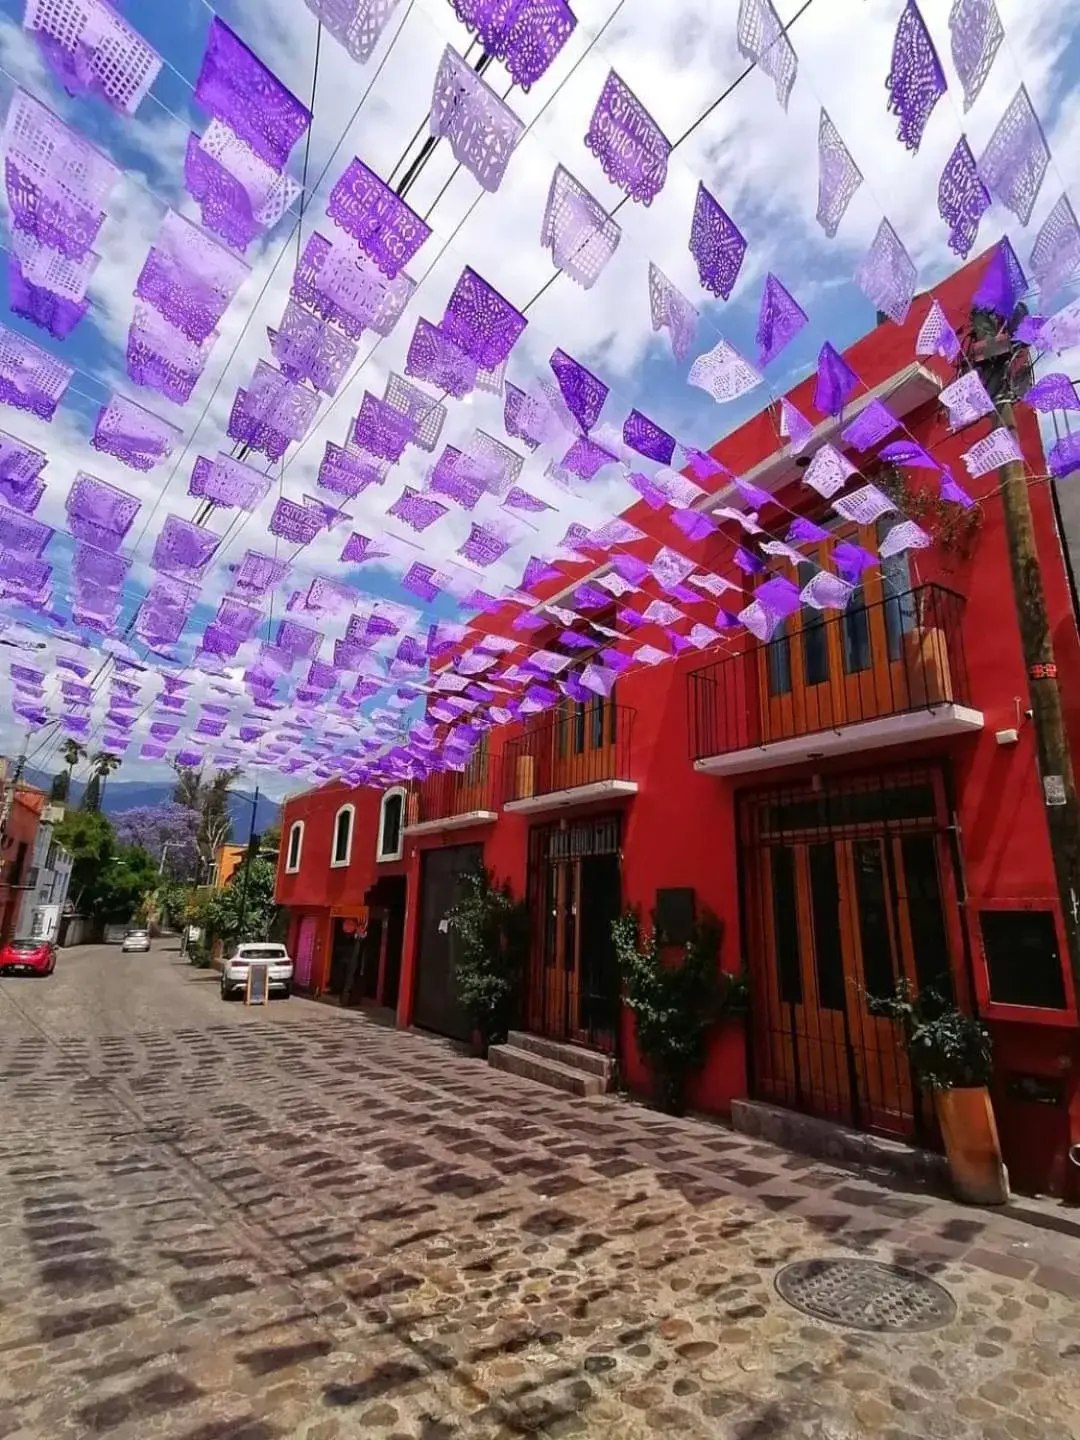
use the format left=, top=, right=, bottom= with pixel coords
left=280, top=985, right=291, bottom=1000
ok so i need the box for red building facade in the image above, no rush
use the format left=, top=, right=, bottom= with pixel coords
left=276, top=254, right=1080, bottom=1196
left=0, top=781, right=45, bottom=942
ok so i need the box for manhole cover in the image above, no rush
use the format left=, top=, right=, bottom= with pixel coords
left=775, top=1258, right=956, bottom=1333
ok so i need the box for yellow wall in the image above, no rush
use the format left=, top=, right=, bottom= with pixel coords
left=214, top=845, right=246, bottom=889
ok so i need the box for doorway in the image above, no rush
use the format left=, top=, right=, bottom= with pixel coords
left=740, top=766, right=962, bottom=1141
left=413, top=844, right=482, bottom=1043
left=526, top=815, right=622, bottom=1052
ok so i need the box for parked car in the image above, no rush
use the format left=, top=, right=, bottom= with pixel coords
left=0, top=937, right=56, bottom=976
left=121, top=928, right=151, bottom=953
left=220, top=943, right=293, bottom=1000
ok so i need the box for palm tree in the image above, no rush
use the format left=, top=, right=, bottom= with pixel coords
left=61, top=738, right=86, bottom=795
left=82, top=752, right=121, bottom=814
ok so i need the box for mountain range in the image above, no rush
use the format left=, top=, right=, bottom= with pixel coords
left=22, top=770, right=281, bottom=842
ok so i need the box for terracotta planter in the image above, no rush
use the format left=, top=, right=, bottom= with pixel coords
left=934, top=1085, right=1009, bottom=1205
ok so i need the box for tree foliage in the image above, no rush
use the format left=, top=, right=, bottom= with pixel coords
left=173, top=764, right=241, bottom=877
left=446, top=868, right=530, bottom=1049
left=196, top=856, right=279, bottom=950
left=52, top=810, right=159, bottom=924
left=114, top=803, right=199, bottom=880
left=612, top=909, right=747, bottom=1114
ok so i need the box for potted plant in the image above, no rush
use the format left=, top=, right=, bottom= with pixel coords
left=447, top=867, right=529, bottom=1057
left=612, top=909, right=748, bottom=1115
left=869, top=981, right=1008, bottom=1205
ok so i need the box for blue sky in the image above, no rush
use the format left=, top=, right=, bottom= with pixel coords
left=0, top=0, right=1075, bottom=796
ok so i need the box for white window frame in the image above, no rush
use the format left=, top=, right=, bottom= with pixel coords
left=285, top=820, right=304, bottom=874
left=330, top=804, right=355, bottom=869
left=377, top=787, right=406, bottom=863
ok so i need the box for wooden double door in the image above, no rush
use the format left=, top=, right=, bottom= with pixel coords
left=526, top=816, right=622, bottom=1052
left=743, top=770, right=962, bottom=1140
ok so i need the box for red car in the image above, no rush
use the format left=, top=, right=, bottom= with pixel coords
left=0, top=937, right=56, bottom=976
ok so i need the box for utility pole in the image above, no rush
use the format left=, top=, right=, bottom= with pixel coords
left=234, top=787, right=260, bottom=942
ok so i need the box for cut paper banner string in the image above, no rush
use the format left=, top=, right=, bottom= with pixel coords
left=584, top=71, right=671, bottom=206
left=1029, top=196, right=1080, bottom=302
left=91, top=393, right=181, bottom=471
left=648, top=263, right=698, bottom=363
left=938, top=136, right=990, bottom=259
left=756, top=273, right=808, bottom=366
left=303, top=0, right=406, bottom=66
left=430, top=46, right=524, bottom=192
left=689, top=339, right=763, bottom=403
left=541, top=166, right=621, bottom=289
left=817, top=109, right=862, bottom=239
left=949, top=0, right=1003, bottom=112
left=856, top=218, right=917, bottom=323
left=737, top=0, right=798, bottom=111
left=448, top=0, right=577, bottom=90
left=978, top=86, right=1050, bottom=227
left=885, top=1, right=947, bottom=153
left=24, top=0, right=163, bottom=115
left=690, top=183, right=747, bottom=300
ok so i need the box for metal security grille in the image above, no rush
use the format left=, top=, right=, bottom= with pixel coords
left=739, top=765, right=960, bottom=1142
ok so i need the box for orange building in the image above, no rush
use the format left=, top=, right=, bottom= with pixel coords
left=212, top=844, right=246, bottom=889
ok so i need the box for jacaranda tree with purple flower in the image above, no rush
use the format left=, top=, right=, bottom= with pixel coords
left=114, top=802, right=200, bottom=881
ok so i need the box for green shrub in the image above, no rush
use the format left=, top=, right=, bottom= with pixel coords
left=868, top=981, right=992, bottom=1091
left=447, top=868, right=530, bottom=1051
left=612, top=909, right=747, bottom=1114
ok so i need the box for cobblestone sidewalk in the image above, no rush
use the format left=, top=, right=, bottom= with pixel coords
left=1, top=945, right=1079, bottom=1439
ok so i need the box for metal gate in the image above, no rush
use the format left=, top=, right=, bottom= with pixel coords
left=739, top=765, right=964, bottom=1142
left=413, top=844, right=483, bottom=1042
left=526, top=815, right=622, bottom=1053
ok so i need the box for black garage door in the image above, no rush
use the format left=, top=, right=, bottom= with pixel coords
left=413, top=844, right=483, bottom=1043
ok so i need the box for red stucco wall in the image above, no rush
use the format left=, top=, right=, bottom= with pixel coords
left=274, top=250, right=1080, bottom=1191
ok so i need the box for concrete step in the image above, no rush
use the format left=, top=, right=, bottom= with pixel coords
left=505, top=1030, right=614, bottom=1082
left=489, top=1043, right=608, bottom=1098
left=730, top=1098, right=948, bottom=1191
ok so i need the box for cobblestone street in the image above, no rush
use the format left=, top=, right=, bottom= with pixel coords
left=2, top=944, right=1080, bottom=1439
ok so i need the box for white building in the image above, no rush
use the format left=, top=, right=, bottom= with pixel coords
left=16, top=802, right=73, bottom=942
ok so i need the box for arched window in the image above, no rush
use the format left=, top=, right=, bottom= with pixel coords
left=285, top=821, right=304, bottom=873
left=331, top=805, right=355, bottom=868
left=377, top=787, right=406, bottom=862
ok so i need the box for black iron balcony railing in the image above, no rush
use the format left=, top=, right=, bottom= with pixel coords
left=687, top=584, right=971, bottom=763
left=503, top=702, right=637, bottom=804
left=406, top=750, right=501, bottom=827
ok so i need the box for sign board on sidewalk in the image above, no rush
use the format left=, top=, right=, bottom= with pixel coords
left=245, top=963, right=270, bottom=1006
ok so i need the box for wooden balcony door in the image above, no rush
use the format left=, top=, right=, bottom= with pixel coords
left=550, top=694, right=617, bottom=793
left=760, top=521, right=921, bottom=743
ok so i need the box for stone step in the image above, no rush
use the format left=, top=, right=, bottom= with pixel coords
left=489, top=1043, right=608, bottom=1098
left=505, top=1030, right=614, bottom=1082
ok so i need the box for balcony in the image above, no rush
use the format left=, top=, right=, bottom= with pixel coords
left=688, top=585, right=983, bottom=776
left=404, top=752, right=500, bottom=835
left=504, top=703, right=638, bottom=812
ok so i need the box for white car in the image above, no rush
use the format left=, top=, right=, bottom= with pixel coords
left=220, top=943, right=293, bottom=1000
left=121, top=929, right=151, bottom=953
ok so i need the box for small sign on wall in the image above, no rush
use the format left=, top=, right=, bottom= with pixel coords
left=1043, top=774, right=1067, bottom=807
left=245, top=963, right=270, bottom=1006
